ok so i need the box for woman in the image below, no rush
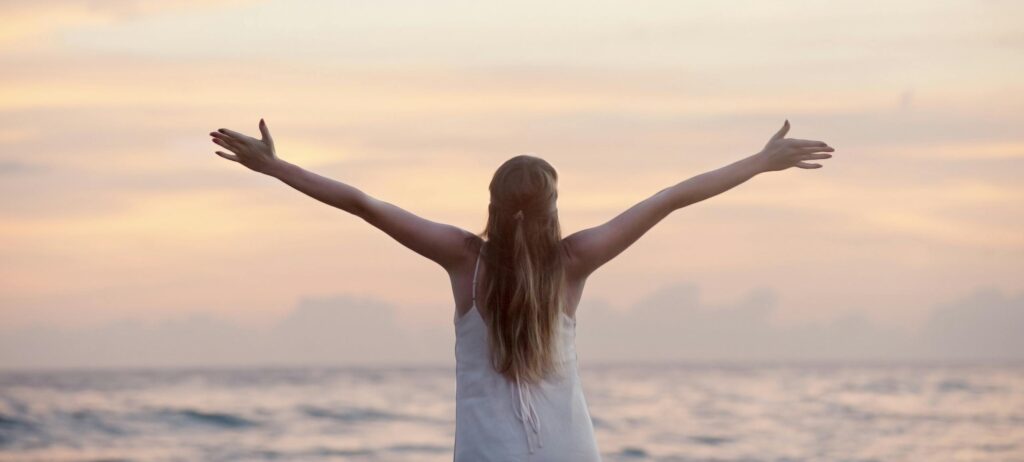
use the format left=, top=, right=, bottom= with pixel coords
left=209, top=119, right=834, bottom=461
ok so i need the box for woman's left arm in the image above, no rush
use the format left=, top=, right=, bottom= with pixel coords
left=211, top=119, right=473, bottom=272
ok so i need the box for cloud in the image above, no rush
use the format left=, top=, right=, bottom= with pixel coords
left=921, top=286, right=1024, bottom=360
left=0, top=0, right=252, bottom=48
left=575, top=282, right=922, bottom=362
left=0, top=294, right=452, bottom=370
left=1, top=283, right=1020, bottom=370
left=0, top=160, right=46, bottom=175
left=576, top=283, right=1024, bottom=362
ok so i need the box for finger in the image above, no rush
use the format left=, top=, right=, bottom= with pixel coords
left=770, top=119, right=790, bottom=142
left=797, top=153, right=833, bottom=161
left=795, top=161, right=822, bottom=169
left=212, top=137, right=245, bottom=155
left=799, top=145, right=834, bottom=153
left=215, top=151, right=240, bottom=162
left=210, top=131, right=244, bottom=148
left=259, top=118, right=274, bottom=148
left=790, top=139, right=829, bottom=148
left=217, top=128, right=256, bottom=144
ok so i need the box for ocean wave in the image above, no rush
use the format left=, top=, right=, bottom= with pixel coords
left=839, top=378, right=921, bottom=395
left=0, top=413, right=36, bottom=447
left=300, top=405, right=446, bottom=425
left=0, top=413, right=34, bottom=431
left=616, top=446, right=649, bottom=458
left=384, top=443, right=451, bottom=454
left=67, top=410, right=126, bottom=436
left=935, top=378, right=1003, bottom=394
left=689, top=434, right=733, bottom=446
left=154, top=408, right=256, bottom=429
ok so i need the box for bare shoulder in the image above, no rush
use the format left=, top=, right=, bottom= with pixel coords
left=560, top=238, right=588, bottom=319
left=560, top=236, right=587, bottom=284
left=452, top=235, right=485, bottom=275
left=451, top=235, right=485, bottom=319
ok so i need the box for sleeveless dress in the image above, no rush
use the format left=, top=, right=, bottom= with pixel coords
left=454, top=246, right=602, bottom=461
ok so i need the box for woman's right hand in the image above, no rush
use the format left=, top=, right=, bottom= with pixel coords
left=210, top=118, right=282, bottom=175
left=756, top=120, right=835, bottom=172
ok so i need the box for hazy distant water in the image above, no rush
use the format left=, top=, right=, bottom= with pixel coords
left=1, top=363, right=1022, bottom=461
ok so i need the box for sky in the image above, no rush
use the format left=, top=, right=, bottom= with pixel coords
left=1, top=0, right=1022, bottom=368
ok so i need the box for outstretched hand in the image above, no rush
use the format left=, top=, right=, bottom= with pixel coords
left=209, top=119, right=281, bottom=174
left=756, top=120, right=834, bottom=172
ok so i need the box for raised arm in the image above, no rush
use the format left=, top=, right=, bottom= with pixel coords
left=563, top=120, right=834, bottom=279
left=210, top=119, right=473, bottom=272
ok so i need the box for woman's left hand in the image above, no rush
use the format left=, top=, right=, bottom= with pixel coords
left=210, top=118, right=281, bottom=174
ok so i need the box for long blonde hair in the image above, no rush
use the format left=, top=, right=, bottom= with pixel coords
left=470, top=154, right=566, bottom=385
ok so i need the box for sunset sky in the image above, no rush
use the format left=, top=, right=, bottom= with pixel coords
left=1, top=0, right=1022, bottom=367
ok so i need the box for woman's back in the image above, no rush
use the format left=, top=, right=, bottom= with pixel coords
left=454, top=245, right=602, bottom=461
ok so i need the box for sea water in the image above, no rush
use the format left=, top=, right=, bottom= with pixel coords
left=1, top=363, right=1021, bottom=461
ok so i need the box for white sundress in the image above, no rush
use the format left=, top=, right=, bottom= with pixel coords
left=453, top=246, right=602, bottom=461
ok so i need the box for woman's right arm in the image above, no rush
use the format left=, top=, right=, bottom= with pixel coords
left=211, top=119, right=475, bottom=272
left=562, top=120, right=834, bottom=280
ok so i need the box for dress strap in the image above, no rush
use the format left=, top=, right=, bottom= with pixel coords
left=471, top=245, right=482, bottom=303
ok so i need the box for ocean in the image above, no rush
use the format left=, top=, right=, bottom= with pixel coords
left=1, top=362, right=1021, bottom=461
